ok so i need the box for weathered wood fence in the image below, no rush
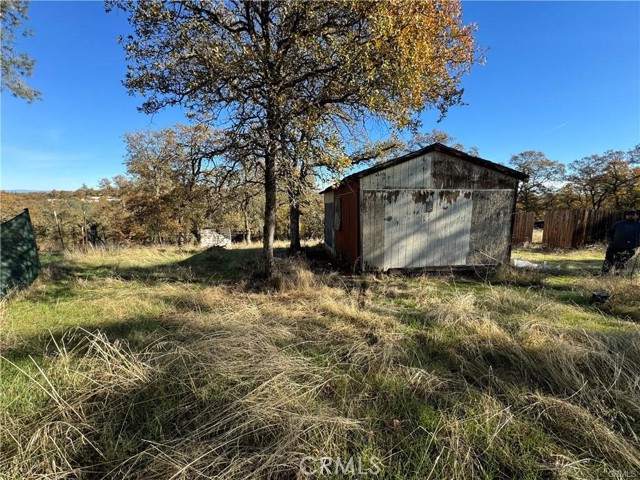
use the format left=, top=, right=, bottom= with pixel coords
left=512, top=211, right=535, bottom=244
left=512, top=209, right=624, bottom=248
left=543, top=209, right=624, bottom=248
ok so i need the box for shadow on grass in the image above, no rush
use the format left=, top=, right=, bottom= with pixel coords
left=0, top=314, right=252, bottom=478
left=38, top=247, right=281, bottom=288
left=3, top=266, right=639, bottom=478
left=544, top=259, right=603, bottom=276
left=1, top=313, right=187, bottom=364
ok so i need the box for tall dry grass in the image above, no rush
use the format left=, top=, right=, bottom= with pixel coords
left=2, top=249, right=639, bottom=479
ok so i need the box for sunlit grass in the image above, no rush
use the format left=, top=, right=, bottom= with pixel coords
left=1, top=245, right=639, bottom=479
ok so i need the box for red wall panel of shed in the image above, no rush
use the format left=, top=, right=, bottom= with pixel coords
left=334, top=180, right=359, bottom=264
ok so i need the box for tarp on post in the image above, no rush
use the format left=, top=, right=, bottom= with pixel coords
left=1, top=209, right=41, bottom=298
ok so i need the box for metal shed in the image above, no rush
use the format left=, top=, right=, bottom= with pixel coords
left=321, top=143, right=528, bottom=272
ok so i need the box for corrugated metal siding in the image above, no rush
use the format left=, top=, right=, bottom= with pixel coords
left=362, top=189, right=474, bottom=270
left=467, top=190, right=514, bottom=265
left=432, top=153, right=517, bottom=190
left=323, top=191, right=335, bottom=249
left=360, top=153, right=433, bottom=189
left=360, top=152, right=518, bottom=191
left=334, top=180, right=359, bottom=263
left=324, top=203, right=334, bottom=248
left=360, top=153, right=516, bottom=271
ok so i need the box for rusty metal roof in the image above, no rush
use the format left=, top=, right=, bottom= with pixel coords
left=320, top=143, right=529, bottom=193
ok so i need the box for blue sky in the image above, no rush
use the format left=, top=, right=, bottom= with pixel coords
left=1, top=1, right=639, bottom=191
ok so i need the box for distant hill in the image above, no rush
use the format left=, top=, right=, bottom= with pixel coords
left=2, top=190, right=51, bottom=194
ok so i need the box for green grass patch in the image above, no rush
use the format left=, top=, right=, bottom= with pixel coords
left=1, top=246, right=639, bottom=479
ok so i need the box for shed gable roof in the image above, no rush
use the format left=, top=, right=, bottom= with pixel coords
left=321, top=143, right=528, bottom=193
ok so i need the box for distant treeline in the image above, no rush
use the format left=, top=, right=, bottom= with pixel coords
left=0, top=186, right=323, bottom=250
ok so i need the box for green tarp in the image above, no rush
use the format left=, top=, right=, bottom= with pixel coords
left=0, top=209, right=41, bottom=298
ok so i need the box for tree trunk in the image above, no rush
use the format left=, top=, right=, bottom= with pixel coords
left=289, top=190, right=301, bottom=251
left=263, top=145, right=277, bottom=278
left=191, top=226, right=201, bottom=244
left=178, top=215, right=185, bottom=247
left=242, top=207, right=252, bottom=244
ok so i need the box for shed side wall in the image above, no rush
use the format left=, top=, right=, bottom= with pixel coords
left=323, top=191, right=335, bottom=250
left=334, top=180, right=359, bottom=264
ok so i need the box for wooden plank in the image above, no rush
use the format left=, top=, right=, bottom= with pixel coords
left=373, top=170, right=382, bottom=190
left=405, top=192, right=419, bottom=268
left=542, top=209, right=625, bottom=248
left=390, top=164, right=399, bottom=189
left=433, top=192, right=446, bottom=266
left=454, top=192, right=467, bottom=265
left=393, top=189, right=407, bottom=268
left=370, top=193, right=382, bottom=269
left=450, top=192, right=467, bottom=265
left=381, top=191, right=390, bottom=269
left=324, top=202, right=334, bottom=248
left=459, top=192, right=473, bottom=265
left=399, top=190, right=411, bottom=267
left=411, top=155, right=423, bottom=189
left=432, top=192, right=446, bottom=266
left=361, top=190, right=370, bottom=268
left=450, top=193, right=460, bottom=265
left=424, top=194, right=434, bottom=267
left=406, top=157, right=418, bottom=189
left=383, top=166, right=392, bottom=189
left=512, top=211, right=534, bottom=244
left=414, top=191, right=429, bottom=268
left=442, top=192, right=454, bottom=266
left=395, top=191, right=405, bottom=268
left=384, top=192, right=393, bottom=269
left=396, top=160, right=413, bottom=188
left=361, top=174, right=370, bottom=190
left=445, top=191, right=472, bottom=266
left=369, top=192, right=379, bottom=267
left=443, top=192, right=453, bottom=266
left=363, top=191, right=383, bottom=269
left=413, top=190, right=433, bottom=268
left=389, top=192, right=398, bottom=269
left=423, top=154, right=432, bottom=189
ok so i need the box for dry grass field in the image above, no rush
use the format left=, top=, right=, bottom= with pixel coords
left=1, top=243, right=639, bottom=479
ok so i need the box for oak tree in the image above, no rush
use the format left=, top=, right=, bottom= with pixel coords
left=121, top=125, right=228, bottom=243
left=1, top=0, right=40, bottom=102
left=282, top=122, right=403, bottom=250
left=509, top=151, right=565, bottom=213
left=566, top=147, right=640, bottom=210
left=406, top=129, right=479, bottom=156
left=108, top=0, right=477, bottom=276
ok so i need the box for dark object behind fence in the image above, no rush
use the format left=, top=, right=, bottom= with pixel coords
left=512, top=211, right=535, bottom=245
left=0, top=209, right=41, bottom=298
left=543, top=209, right=625, bottom=249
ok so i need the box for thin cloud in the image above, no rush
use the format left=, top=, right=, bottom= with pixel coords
left=543, top=119, right=577, bottom=135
